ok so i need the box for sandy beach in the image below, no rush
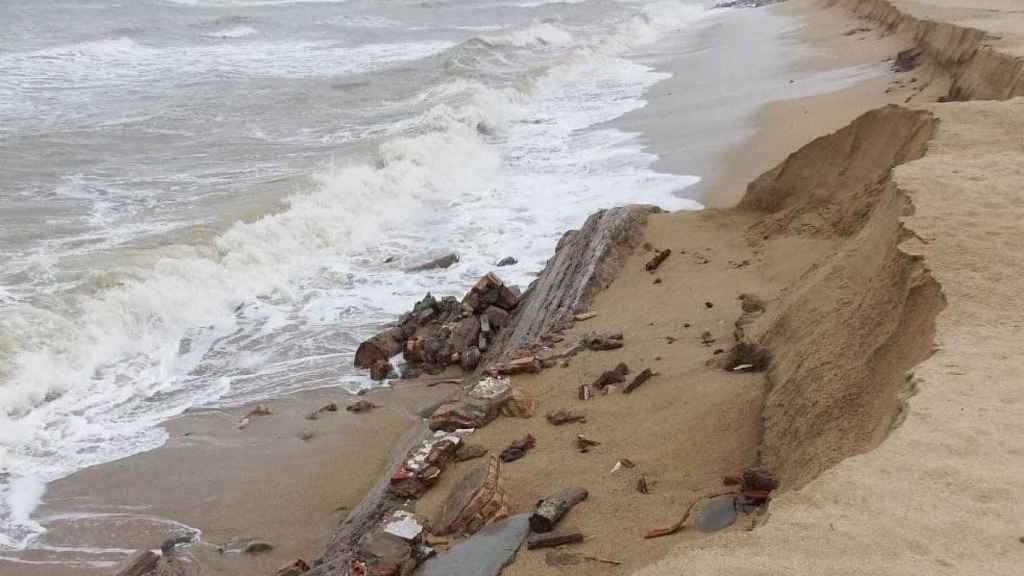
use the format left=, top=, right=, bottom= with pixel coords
left=5, top=0, right=1024, bottom=575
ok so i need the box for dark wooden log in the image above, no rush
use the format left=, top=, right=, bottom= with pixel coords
left=526, top=528, right=584, bottom=550
left=622, top=368, right=653, bottom=394
left=529, top=487, right=588, bottom=533
left=645, top=249, right=671, bottom=272
left=354, top=327, right=406, bottom=369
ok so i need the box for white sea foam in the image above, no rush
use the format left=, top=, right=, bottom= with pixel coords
left=204, top=26, right=260, bottom=38
left=480, top=22, right=575, bottom=48
left=0, top=0, right=709, bottom=551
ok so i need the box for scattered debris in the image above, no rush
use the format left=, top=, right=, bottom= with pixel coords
left=490, top=356, right=542, bottom=375
left=732, top=364, right=755, bottom=372
left=575, top=434, right=600, bottom=453
left=637, top=475, right=650, bottom=494
left=584, top=555, right=622, bottom=566
left=592, top=362, right=629, bottom=389
left=619, top=458, right=636, bottom=469
left=530, top=487, right=589, bottom=533
left=573, top=312, right=597, bottom=322
left=645, top=249, right=671, bottom=272
left=526, top=528, right=584, bottom=550
left=577, top=384, right=592, bottom=401
left=622, top=368, right=653, bottom=394
left=581, top=332, right=624, bottom=351
left=300, top=431, right=315, bottom=442
left=643, top=490, right=738, bottom=540
left=701, top=331, right=715, bottom=346
left=546, top=409, right=586, bottom=426
left=244, top=540, right=274, bottom=554
left=496, top=256, right=517, bottom=267
left=653, top=277, right=663, bottom=285
left=704, top=301, right=714, bottom=309
left=499, top=433, right=536, bottom=463
left=347, top=400, right=377, bottom=413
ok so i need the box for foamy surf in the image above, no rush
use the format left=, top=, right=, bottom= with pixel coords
left=0, top=0, right=710, bottom=552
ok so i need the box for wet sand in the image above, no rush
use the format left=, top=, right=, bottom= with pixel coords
left=1, top=382, right=458, bottom=575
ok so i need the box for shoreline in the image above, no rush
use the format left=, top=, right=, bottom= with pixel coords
left=5, top=0, right=1024, bottom=575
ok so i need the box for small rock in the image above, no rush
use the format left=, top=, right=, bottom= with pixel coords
left=704, top=301, right=714, bottom=309
left=407, top=252, right=459, bottom=272
left=460, top=346, right=482, bottom=371
left=455, top=443, right=489, bottom=462
left=347, top=400, right=377, bottom=413
left=301, top=431, right=315, bottom=441
left=496, top=256, right=517, bottom=267
left=370, top=361, right=397, bottom=381
left=701, top=331, right=715, bottom=346
left=500, top=387, right=536, bottom=418
left=244, top=541, right=274, bottom=554
left=653, top=278, right=662, bottom=285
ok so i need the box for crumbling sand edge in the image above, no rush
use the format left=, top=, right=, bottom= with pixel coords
left=828, top=0, right=1024, bottom=100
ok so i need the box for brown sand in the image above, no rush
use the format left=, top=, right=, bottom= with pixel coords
left=6, top=1, right=1022, bottom=575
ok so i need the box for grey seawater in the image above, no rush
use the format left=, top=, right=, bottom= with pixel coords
left=0, top=0, right=713, bottom=557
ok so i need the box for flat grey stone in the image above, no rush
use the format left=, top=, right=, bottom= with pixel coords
left=694, top=495, right=737, bottom=533
left=419, top=514, right=529, bottom=576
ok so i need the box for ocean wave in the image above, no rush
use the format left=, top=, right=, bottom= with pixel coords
left=204, top=25, right=259, bottom=38
left=0, top=0, right=709, bottom=550
left=479, top=22, right=574, bottom=49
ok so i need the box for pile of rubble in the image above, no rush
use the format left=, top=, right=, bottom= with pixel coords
left=354, top=273, right=522, bottom=380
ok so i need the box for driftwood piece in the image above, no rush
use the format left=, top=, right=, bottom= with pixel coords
left=526, top=528, right=584, bottom=550
left=355, top=327, right=406, bottom=369
left=575, top=434, right=600, bottom=452
left=546, top=409, right=585, bottom=426
left=636, top=475, right=649, bottom=494
left=577, top=384, right=591, bottom=401
left=622, top=368, right=653, bottom=394
left=584, top=555, right=622, bottom=566
left=645, top=249, right=671, bottom=272
left=529, top=487, right=589, bottom=533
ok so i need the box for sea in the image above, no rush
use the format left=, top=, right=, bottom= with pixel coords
left=0, top=0, right=720, bottom=552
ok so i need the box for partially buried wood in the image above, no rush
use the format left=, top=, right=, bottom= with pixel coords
left=645, top=249, right=671, bottom=272
left=526, top=528, right=583, bottom=550
left=354, top=326, right=405, bottom=369
left=622, top=368, right=653, bottom=394
left=529, top=487, right=589, bottom=533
